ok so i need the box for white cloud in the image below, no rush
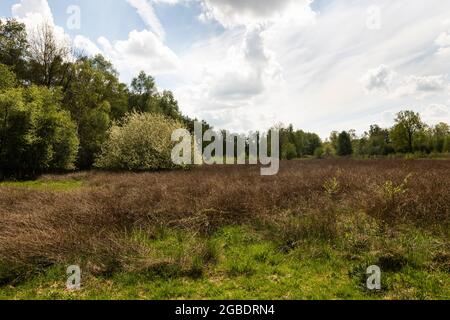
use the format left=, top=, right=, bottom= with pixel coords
left=408, top=75, right=447, bottom=92
left=72, top=30, right=180, bottom=81
left=198, top=0, right=311, bottom=28
left=73, top=35, right=102, bottom=56
left=422, top=103, right=450, bottom=124
left=363, top=65, right=396, bottom=92
left=435, top=31, right=450, bottom=47
left=126, top=0, right=165, bottom=39
left=172, top=25, right=286, bottom=132
left=175, top=0, right=450, bottom=136
left=435, top=30, right=450, bottom=56
left=11, top=0, right=68, bottom=44
left=11, top=0, right=53, bottom=23
left=107, top=29, right=180, bottom=74
left=393, top=74, right=448, bottom=98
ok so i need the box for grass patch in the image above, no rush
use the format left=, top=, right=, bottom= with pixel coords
left=0, top=179, right=84, bottom=191
left=1, top=226, right=448, bottom=300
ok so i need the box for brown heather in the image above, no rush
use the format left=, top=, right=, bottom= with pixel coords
left=0, top=159, right=449, bottom=283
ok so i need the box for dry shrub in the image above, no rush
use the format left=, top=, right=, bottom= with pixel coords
left=0, top=159, right=449, bottom=283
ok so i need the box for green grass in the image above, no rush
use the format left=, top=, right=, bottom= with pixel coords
left=0, top=179, right=84, bottom=191
left=0, top=226, right=448, bottom=300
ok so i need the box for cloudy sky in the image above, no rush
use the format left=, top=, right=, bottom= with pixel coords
left=1, top=0, right=450, bottom=137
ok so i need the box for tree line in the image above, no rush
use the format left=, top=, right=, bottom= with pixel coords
left=278, top=110, right=450, bottom=159
left=1, top=19, right=449, bottom=179
left=0, top=19, right=199, bottom=179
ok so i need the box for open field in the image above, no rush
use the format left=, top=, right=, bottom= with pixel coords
left=0, top=159, right=449, bottom=300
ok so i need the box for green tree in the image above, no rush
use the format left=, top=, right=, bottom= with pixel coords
left=0, top=19, right=28, bottom=80
left=129, top=71, right=157, bottom=113
left=365, top=125, right=393, bottom=155
left=0, top=64, right=16, bottom=90
left=337, top=131, right=353, bottom=156
left=432, top=123, right=450, bottom=153
left=304, top=132, right=322, bottom=155
left=27, top=23, right=71, bottom=87
left=443, top=136, right=450, bottom=153
left=282, top=142, right=297, bottom=160
left=0, top=86, right=78, bottom=179
left=329, top=131, right=339, bottom=153
left=89, top=55, right=129, bottom=120
left=390, top=110, right=424, bottom=153
left=154, top=90, right=183, bottom=120
left=63, top=55, right=127, bottom=168
left=280, top=126, right=322, bottom=158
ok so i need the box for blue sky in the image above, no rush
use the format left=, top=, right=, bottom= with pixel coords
left=1, top=0, right=223, bottom=53
left=1, top=0, right=450, bottom=136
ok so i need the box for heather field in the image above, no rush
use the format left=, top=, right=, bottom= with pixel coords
left=0, top=159, right=448, bottom=300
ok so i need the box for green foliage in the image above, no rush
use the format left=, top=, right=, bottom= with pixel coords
left=129, top=71, right=183, bottom=121
left=432, top=123, right=450, bottom=153
left=365, top=125, right=392, bottom=156
left=63, top=56, right=128, bottom=168
left=282, top=142, right=297, bottom=160
left=0, top=86, right=79, bottom=178
left=391, top=111, right=425, bottom=153
left=314, top=146, right=324, bottom=159
left=379, top=175, right=410, bottom=201
left=443, top=136, right=450, bottom=153
left=0, top=19, right=28, bottom=79
left=323, top=177, right=340, bottom=196
left=95, top=112, right=187, bottom=171
left=129, top=71, right=157, bottom=114
left=279, top=124, right=323, bottom=158
left=1, top=20, right=204, bottom=174
left=337, top=131, right=353, bottom=156
left=0, top=63, right=17, bottom=90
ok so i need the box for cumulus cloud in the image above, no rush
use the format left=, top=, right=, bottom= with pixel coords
left=11, top=0, right=69, bottom=43
left=210, top=27, right=281, bottom=100
left=171, top=0, right=450, bottom=135
left=363, top=65, right=396, bottom=92
left=171, top=24, right=285, bottom=131
left=73, top=35, right=102, bottom=56
left=73, top=30, right=180, bottom=81
left=107, top=29, right=179, bottom=73
left=435, top=31, right=450, bottom=47
left=394, top=74, right=448, bottom=98
left=407, top=75, right=447, bottom=92
left=435, top=30, right=450, bottom=55
left=198, top=0, right=312, bottom=28
left=363, top=64, right=448, bottom=99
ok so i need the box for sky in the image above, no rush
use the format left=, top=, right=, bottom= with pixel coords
left=1, top=0, right=450, bottom=137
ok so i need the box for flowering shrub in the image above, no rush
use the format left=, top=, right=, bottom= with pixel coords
left=95, top=112, right=187, bottom=170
